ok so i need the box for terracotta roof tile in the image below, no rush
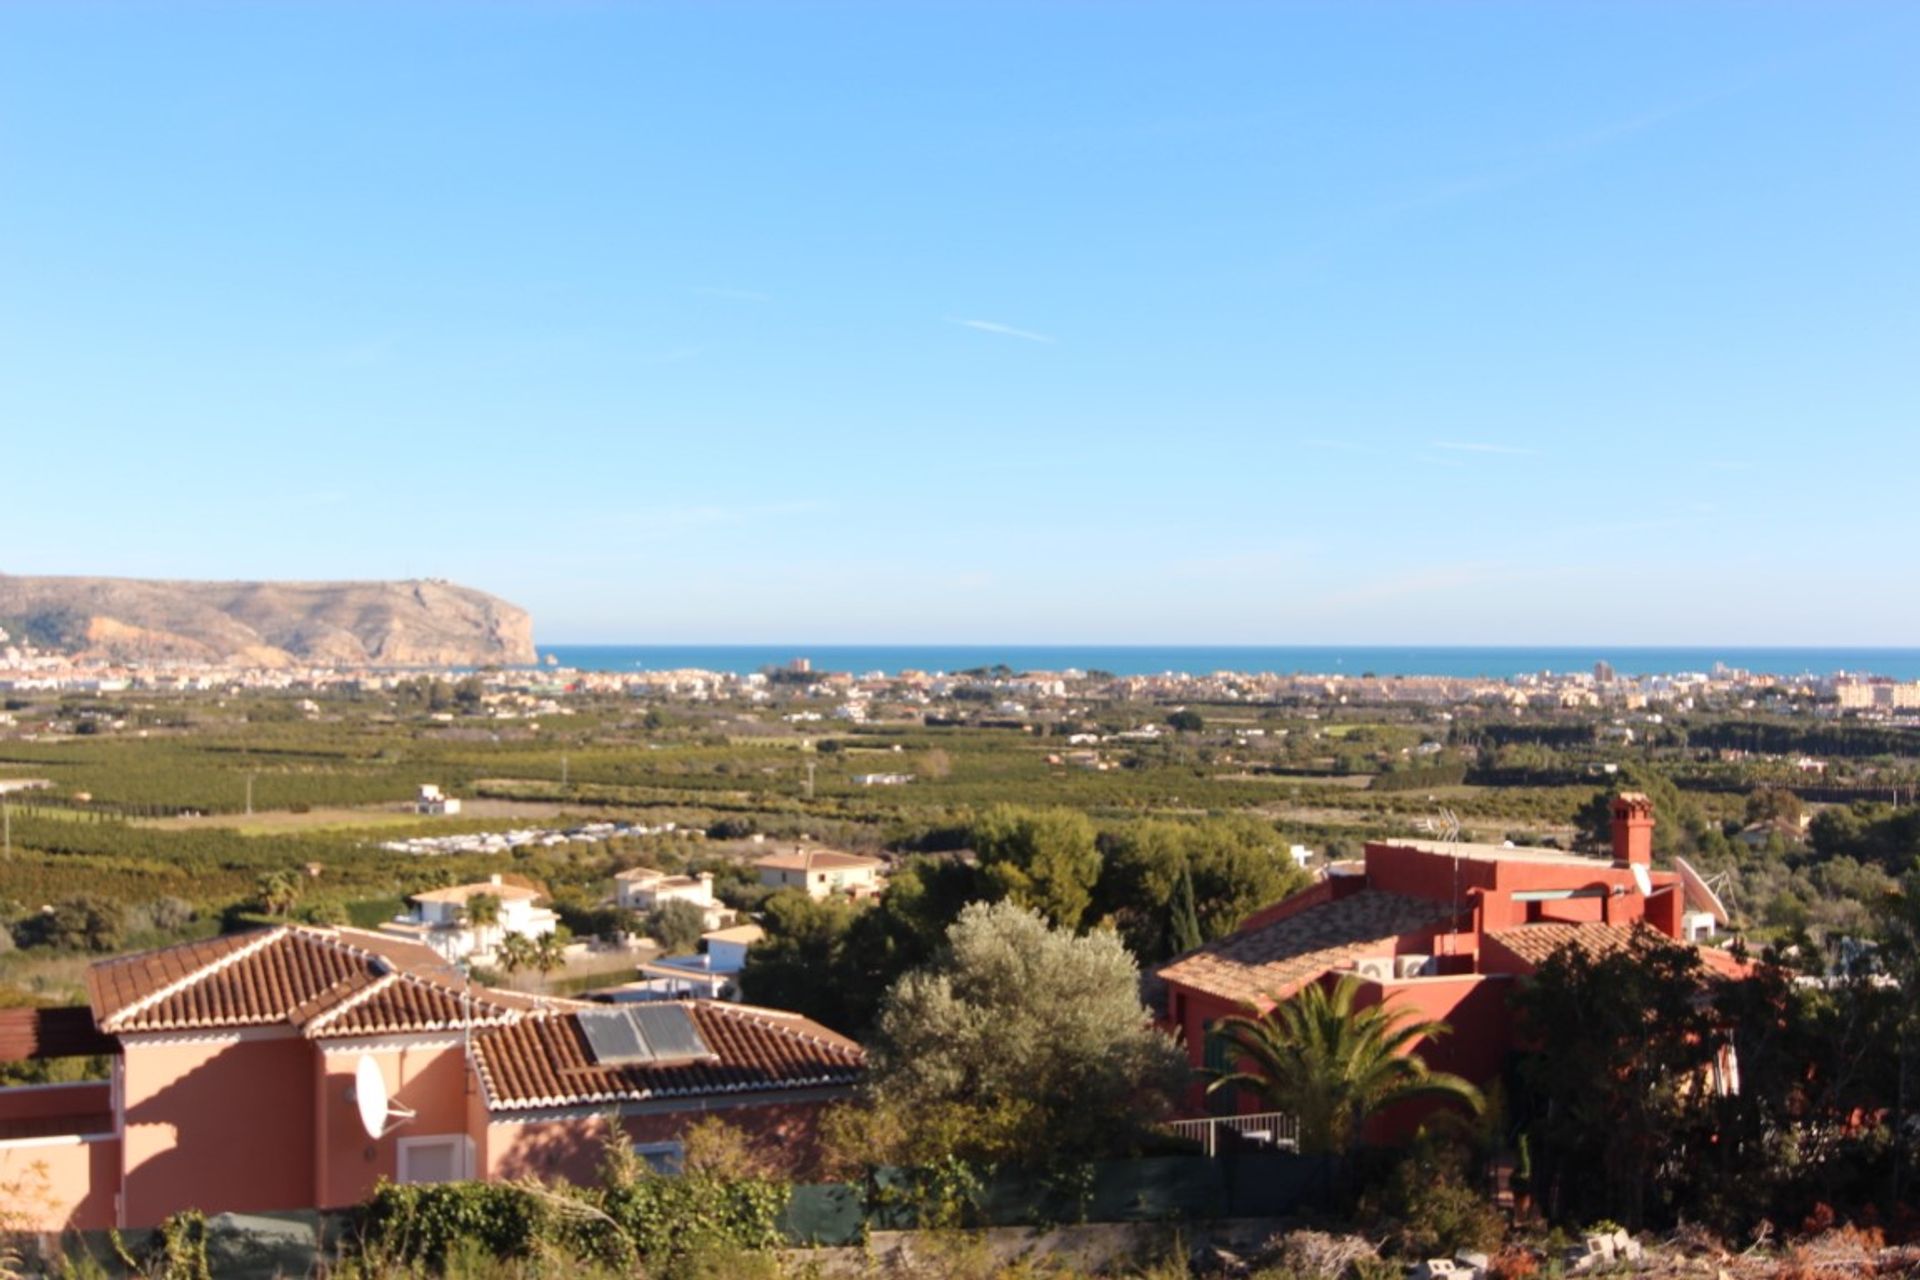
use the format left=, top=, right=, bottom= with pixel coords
left=87, top=931, right=266, bottom=1028
left=1486, top=922, right=1656, bottom=968
left=755, top=850, right=885, bottom=872
left=1157, top=889, right=1460, bottom=1007
left=88, top=926, right=546, bottom=1037
left=473, top=1002, right=865, bottom=1111
left=99, top=931, right=377, bottom=1032
left=304, top=973, right=523, bottom=1037
left=1487, top=921, right=1749, bottom=977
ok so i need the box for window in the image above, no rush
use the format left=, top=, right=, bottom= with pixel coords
left=1202, top=1029, right=1238, bottom=1117
left=633, top=1141, right=684, bottom=1174
left=398, top=1136, right=472, bottom=1184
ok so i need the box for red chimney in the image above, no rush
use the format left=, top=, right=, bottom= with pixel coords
left=1611, top=792, right=1655, bottom=867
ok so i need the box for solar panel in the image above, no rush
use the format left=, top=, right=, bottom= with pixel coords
left=629, top=1004, right=712, bottom=1064
left=579, top=1009, right=653, bottom=1065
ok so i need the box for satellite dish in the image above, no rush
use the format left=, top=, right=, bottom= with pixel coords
left=1629, top=862, right=1654, bottom=898
left=1673, top=856, right=1731, bottom=926
left=352, top=1054, right=416, bottom=1140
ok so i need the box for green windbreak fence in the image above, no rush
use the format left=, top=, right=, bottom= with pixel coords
left=780, top=1154, right=1331, bottom=1246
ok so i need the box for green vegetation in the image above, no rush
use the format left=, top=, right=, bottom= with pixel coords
left=849, top=901, right=1186, bottom=1167
left=1206, top=974, right=1484, bottom=1159
left=345, top=1119, right=788, bottom=1279
left=11, top=682, right=1920, bottom=1259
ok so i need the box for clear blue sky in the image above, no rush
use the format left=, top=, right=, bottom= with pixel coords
left=2, top=3, right=1914, bottom=644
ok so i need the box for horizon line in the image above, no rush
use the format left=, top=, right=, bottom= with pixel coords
left=535, top=641, right=1920, bottom=651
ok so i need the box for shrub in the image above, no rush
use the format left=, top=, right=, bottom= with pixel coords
left=1364, top=1144, right=1505, bottom=1259
left=1488, top=1246, right=1539, bottom=1280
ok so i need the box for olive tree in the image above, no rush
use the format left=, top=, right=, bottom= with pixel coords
left=864, top=900, right=1187, bottom=1163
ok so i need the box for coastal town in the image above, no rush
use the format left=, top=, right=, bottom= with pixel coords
left=0, top=617, right=1918, bottom=1276
left=3, top=0, right=1913, bottom=1274
left=9, top=624, right=1920, bottom=727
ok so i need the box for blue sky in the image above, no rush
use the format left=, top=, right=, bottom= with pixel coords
left=2, top=3, right=1915, bottom=644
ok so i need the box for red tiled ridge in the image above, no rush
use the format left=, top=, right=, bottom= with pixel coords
left=87, top=931, right=270, bottom=1029
left=87, top=926, right=542, bottom=1037
left=473, top=1002, right=866, bottom=1111
left=1157, top=889, right=1462, bottom=1008
left=304, top=971, right=523, bottom=1037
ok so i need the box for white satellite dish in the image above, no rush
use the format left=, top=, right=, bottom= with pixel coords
left=352, top=1054, right=416, bottom=1140
left=1629, top=862, right=1653, bottom=898
left=1672, top=855, right=1731, bottom=926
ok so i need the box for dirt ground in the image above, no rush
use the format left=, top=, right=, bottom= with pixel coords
left=138, top=796, right=585, bottom=834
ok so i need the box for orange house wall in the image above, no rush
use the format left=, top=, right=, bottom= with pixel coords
left=120, top=1034, right=315, bottom=1227
left=316, top=1040, right=474, bottom=1209
left=0, top=1135, right=119, bottom=1230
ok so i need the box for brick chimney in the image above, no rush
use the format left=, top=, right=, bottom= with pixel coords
left=1610, top=792, right=1655, bottom=867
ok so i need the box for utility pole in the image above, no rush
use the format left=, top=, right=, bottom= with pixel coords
left=804, top=762, right=816, bottom=801
left=2, top=800, right=9, bottom=858
left=245, top=773, right=256, bottom=816
left=561, top=753, right=569, bottom=789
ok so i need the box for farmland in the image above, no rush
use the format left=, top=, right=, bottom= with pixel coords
left=0, top=681, right=1911, bottom=1007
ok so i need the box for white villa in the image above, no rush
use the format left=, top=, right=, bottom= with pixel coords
left=754, top=848, right=888, bottom=900
left=380, top=874, right=558, bottom=965
left=605, top=923, right=765, bottom=1002
left=613, top=867, right=728, bottom=929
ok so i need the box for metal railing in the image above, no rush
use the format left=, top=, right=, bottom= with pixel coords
left=1166, top=1111, right=1300, bottom=1157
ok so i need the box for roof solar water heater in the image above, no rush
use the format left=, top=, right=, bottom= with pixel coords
left=629, top=1004, right=713, bottom=1064
left=579, top=1009, right=652, bottom=1065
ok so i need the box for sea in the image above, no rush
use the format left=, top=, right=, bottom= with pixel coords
left=537, top=645, right=1920, bottom=682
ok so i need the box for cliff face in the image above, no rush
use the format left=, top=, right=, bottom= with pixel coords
left=0, top=576, right=537, bottom=668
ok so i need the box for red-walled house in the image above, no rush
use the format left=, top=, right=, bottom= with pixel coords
left=0, top=925, right=864, bottom=1230
left=1157, top=795, right=1745, bottom=1117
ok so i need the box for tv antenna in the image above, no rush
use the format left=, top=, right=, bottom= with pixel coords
left=1673, top=855, right=1736, bottom=925
left=1417, top=807, right=1462, bottom=844
left=350, top=1054, right=416, bottom=1140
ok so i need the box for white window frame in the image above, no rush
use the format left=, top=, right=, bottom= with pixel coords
left=397, top=1134, right=474, bottom=1184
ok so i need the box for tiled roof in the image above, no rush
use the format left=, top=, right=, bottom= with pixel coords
left=87, top=926, right=546, bottom=1037
left=301, top=972, right=525, bottom=1037
left=411, top=882, right=543, bottom=905
left=755, top=850, right=885, bottom=872
left=1158, top=889, right=1461, bottom=1006
left=1487, top=921, right=1749, bottom=977
left=1487, top=922, right=1656, bottom=968
left=702, top=924, right=765, bottom=945
left=473, top=1002, right=865, bottom=1112
left=88, top=931, right=268, bottom=1028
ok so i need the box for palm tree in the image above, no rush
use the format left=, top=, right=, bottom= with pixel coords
left=497, top=931, right=536, bottom=975
left=531, top=930, right=568, bottom=979
left=256, top=870, right=301, bottom=919
left=462, top=892, right=503, bottom=959
left=1206, top=974, right=1484, bottom=1158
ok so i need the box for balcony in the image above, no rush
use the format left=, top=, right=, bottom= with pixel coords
left=1167, top=1111, right=1300, bottom=1157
